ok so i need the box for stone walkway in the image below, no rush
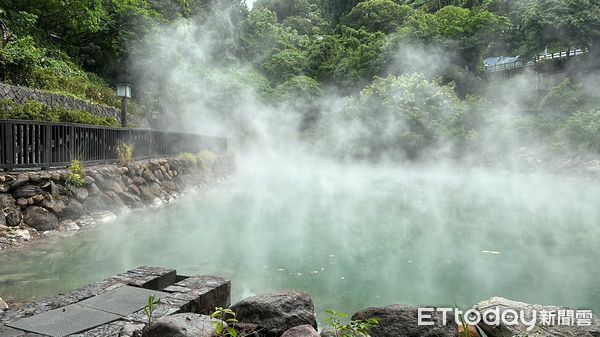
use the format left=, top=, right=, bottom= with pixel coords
left=0, top=266, right=231, bottom=337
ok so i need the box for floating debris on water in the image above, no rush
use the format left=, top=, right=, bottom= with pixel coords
left=481, top=250, right=501, bottom=255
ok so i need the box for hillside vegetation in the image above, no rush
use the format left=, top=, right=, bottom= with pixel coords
left=1, top=0, right=600, bottom=160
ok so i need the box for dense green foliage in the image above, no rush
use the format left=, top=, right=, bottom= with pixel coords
left=0, top=99, right=119, bottom=126
left=1, top=0, right=600, bottom=160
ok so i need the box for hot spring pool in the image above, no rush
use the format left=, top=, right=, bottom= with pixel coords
left=1, top=159, right=599, bottom=316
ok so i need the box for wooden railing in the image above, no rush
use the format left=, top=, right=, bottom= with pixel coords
left=484, top=48, right=588, bottom=73
left=0, top=120, right=227, bottom=171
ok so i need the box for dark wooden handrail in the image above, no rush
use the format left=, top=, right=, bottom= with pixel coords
left=0, top=119, right=227, bottom=171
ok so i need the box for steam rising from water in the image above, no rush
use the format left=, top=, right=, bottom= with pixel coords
left=1, top=154, right=599, bottom=313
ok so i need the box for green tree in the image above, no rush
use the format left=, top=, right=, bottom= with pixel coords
left=307, top=26, right=387, bottom=89
left=261, top=48, right=308, bottom=83
left=238, top=8, right=301, bottom=62
left=341, top=0, right=413, bottom=33
left=520, top=0, right=600, bottom=57
left=254, top=0, right=311, bottom=21
left=320, top=0, right=363, bottom=24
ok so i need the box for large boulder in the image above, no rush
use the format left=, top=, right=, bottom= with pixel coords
left=141, top=313, right=214, bottom=337
left=281, top=325, right=319, bottom=337
left=69, top=186, right=89, bottom=201
left=62, top=199, right=84, bottom=220
left=230, top=290, right=317, bottom=337
left=99, top=178, right=124, bottom=194
left=23, top=206, right=59, bottom=231
left=118, top=191, right=141, bottom=206
left=351, top=305, right=458, bottom=337
left=42, top=199, right=66, bottom=216
left=139, top=185, right=159, bottom=202
left=473, top=297, right=600, bottom=337
left=12, top=184, right=44, bottom=199
left=7, top=174, right=29, bottom=190
left=87, top=183, right=102, bottom=197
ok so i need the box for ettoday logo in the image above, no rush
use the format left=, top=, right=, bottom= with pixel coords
left=417, top=307, right=594, bottom=332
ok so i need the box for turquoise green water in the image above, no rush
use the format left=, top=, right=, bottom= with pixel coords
left=1, top=159, right=599, bottom=316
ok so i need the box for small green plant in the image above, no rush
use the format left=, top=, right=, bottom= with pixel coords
left=197, top=149, right=217, bottom=163
left=116, top=141, right=134, bottom=166
left=458, top=312, right=473, bottom=337
left=211, top=307, right=239, bottom=337
left=178, top=152, right=198, bottom=164
left=143, top=294, right=161, bottom=324
left=324, top=310, right=379, bottom=337
left=65, top=159, right=85, bottom=187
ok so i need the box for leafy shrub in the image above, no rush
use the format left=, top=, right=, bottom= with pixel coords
left=0, top=99, right=119, bottom=126
left=324, top=310, right=379, bottom=337
left=211, top=307, right=239, bottom=337
left=562, top=108, right=600, bottom=153
left=178, top=152, right=198, bottom=164
left=116, top=142, right=134, bottom=166
left=65, top=160, right=85, bottom=187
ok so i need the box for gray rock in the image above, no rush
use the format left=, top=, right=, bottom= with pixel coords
left=128, top=184, right=141, bottom=196
left=12, top=184, right=44, bottom=199
left=0, top=212, right=5, bottom=226
left=42, top=199, right=66, bottom=215
left=161, top=180, right=178, bottom=192
left=138, top=185, right=159, bottom=202
left=122, top=175, right=134, bottom=186
left=141, top=313, right=215, bottom=337
left=0, top=194, right=22, bottom=226
left=69, top=186, right=89, bottom=201
left=84, top=193, right=114, bottom=212
left=49, top=181, right=61, bottom=196
left=105, top=191, right=127, bottom=209
left=132, top=176, right=147, bottom=186
left=473, top=297, right=600, bottom=337
left=59, top=219, right=80, bottom=231
left=231, top=290, right=317, bottom=337
left=16, top=198, right=28, bottom=208
left=87, top=183, right=102, bottom=196
left=281, top=325, right=319, bottom=337
left=89, top=172, right=105, bottom=184
left=83, top=175, right=95, bottom=185
left=0, top=183, right=9, bottom=193
left=100, top=178, right=124, bottom=194
left=119, top=191, right=141, bottom=205
left=143, top=171, right=157, bottom=183
left=62, top=199, right=84, bottom=220
left=351, top=304, right=458, bottom=337
left=7, top=174, right=29, bottom=190
left=23, top=206, right=59, bottom=231
left=0, top=296, right=8, bottom=310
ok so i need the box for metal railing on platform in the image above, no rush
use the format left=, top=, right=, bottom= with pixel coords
left=0, top=120, right=227, bottom=171
left=484, top=48, right=588, bottom=73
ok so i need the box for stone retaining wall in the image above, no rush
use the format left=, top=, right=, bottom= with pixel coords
left=0, top=82, right=148, bottom=127
left=0, top=154, right=234, bottom=249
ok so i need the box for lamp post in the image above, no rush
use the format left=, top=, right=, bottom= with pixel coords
left=116, top=84, right=132, bottom=127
